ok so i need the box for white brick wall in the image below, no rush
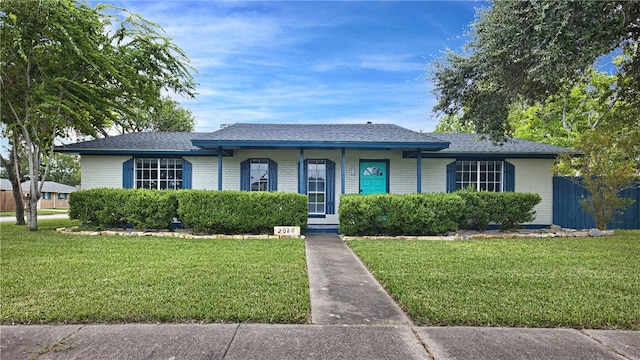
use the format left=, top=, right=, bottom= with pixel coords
left=80, top=155, right=130, bottom=189
left=507, top=158, right=554, bottom=225
left=80, top=152, right=555, bottom=226
left=184, top=156, right=217, bottom=190
left=422, top=158, right=455, bottom=193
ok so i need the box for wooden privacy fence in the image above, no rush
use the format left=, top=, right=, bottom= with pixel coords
left=1, top=191, right=16, bottom=212
left=553, top=177, right=640, bottom=229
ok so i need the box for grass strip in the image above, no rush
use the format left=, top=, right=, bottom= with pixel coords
left=1, top=219, right=310, bottom=324
left=348, top=231, right=640, bottom=329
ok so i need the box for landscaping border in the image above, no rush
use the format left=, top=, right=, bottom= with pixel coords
left=55, top=227, right=303, bottom=239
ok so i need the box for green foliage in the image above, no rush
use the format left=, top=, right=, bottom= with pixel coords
left=430, top=1, right=640, bottom=140
left=70, top=189, right=308, bottom=233
left=490, top=192, right=541, bottom=230
left=144, top=96, right=196, bottom=132
left=348, top=232, right=640, bottom=329
left=338, top=193, right=465, bottom=236
left=45, top=153, right=81, bottom=186
left=455, top=189, right=491, bottom=231
left=340, top=191, right=541, bottom=235
left=456, top=189, right=540, bottom=231
left=176, top=191, right=308, bottom=234
left=69, top=189, right=130, bottom=229
left=433, top=113, right=475, bottom=133
left=0, top=0, right=196, bottom=230
left=124, top=190, right=179, bottom=230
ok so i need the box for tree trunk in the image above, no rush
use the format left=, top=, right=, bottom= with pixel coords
left=0, top=148, right=26, bottom=225
left=26, top=171, right=40, bottom=231
left=10, top=177, right=26, bottom=226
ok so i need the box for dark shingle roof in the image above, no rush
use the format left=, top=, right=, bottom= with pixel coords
left=56, top=132, right=207, bottom=152
left=430, top=133, right=580, bottom=155
left=197, top=123, right=444, bottom=143
left=53, top=125, right=579, bottom=157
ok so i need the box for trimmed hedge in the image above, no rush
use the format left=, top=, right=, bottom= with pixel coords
left=70, top=189, right=307, bottom=233
left=339, top=193, right=465, bottom=236
left=124, top=189, right=179, bottom=230
left=338, top=191, right=542, bottom=236
left=69, top=188, right=131, bottom=229
left=456, top=190, right=541, bottom=231
left=176, top=191, right=307, bottom=234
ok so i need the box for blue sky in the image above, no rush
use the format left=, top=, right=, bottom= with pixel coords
left=105, top=0, right=485, bottom=133
left=1, top=1, right=485, bottom=155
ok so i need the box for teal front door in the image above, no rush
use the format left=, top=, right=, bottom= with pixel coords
left=360, top=161, right=388, bottom=194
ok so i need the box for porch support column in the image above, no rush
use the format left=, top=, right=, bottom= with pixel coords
left=298, top=148, right=305, bottom=194
left=341, top=147, right=346, bottom=194
left=218, top=147, right=223, bottom=191
left=416, top=148, right=422, bottom=193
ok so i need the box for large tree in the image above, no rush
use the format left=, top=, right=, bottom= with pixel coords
left=0, top=0, right=196, bottom=230
left=430, top=0, right=639, bottom=140
left=436, top=69, right=638, bottom=229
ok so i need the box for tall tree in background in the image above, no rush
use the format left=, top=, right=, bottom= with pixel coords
left=430, top=1, right=639, bottom=229
left=46, top=153, right=81, bottom=187
left=430, top=0, right=639, bottom=140
left=116, top=96, right=196, bottom=133
left=0, top=0, right=196, bottom=230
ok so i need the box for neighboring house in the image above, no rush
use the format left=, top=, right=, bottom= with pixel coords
left=55, top=123, right=579, bottom=232
left=21, top=181, right=78, bottom=209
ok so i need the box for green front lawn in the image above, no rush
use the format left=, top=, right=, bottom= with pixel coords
left=1, top=219, right=310, bottom=324
left=348, top=231, right=640, bottom=329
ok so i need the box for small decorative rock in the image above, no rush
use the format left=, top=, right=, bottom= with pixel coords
left=588, top=228, right=605, bottom=237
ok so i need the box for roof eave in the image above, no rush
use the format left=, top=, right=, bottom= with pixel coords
left=415, top=151, right=581, bottom=159
left=54, top=148, right=225, bottom=156
left=191, top=140, right=450, bottom=150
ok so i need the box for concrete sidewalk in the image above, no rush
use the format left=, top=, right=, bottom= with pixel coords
left=0, top=213, right=69, bottom=223
left=305, top=233, right=411, bottom=325
left=1, top=324, right=638, bottom=360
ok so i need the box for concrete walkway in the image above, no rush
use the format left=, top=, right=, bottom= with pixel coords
left=305, top=233, right=411, bottom=325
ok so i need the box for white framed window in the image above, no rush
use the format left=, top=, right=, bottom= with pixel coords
left=307, top=160, right=326, bottom=215
left=250, top=159, right=269, bottom=192
left=456, top=160, right=503, bottom=192
left=135, top=158, right=183, bottom=190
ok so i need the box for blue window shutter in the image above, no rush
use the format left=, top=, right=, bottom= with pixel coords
left=240, top=159, right=251, bottom=191
left=446, top=161, right=456, bottom=193
left=182, top=159, right=192, bottom=189
left=298, top=161, right=309, bottom=194
left=122, top=158, right=134, bottom=189
left=504, top=161, right=515, bottom=192
left=326, top=160, right=336, bottom=214
left=268, top=159, right=278, bottom=191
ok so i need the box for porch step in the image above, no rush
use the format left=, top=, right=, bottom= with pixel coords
left=305, top=224, right=338, bottom=234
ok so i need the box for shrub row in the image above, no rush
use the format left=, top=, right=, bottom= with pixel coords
left=339, top=193, right=465, bottom=236
left=338, top=191, right=541, bottom=236
left=456, top=189, right=541, bottom=231
left=69, top=189, right=307, bottom=234
left=177, top=190, right=307, bottom=234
